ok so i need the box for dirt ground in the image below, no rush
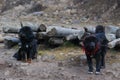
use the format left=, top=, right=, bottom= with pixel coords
left=0, top=43, right=120, bottom=80
left=0, top=0, right=120, bottom=80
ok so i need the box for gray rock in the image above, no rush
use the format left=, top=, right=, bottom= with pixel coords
left=4, top=70, right=10, bottom=76
left=20, top=63, right=29, bottom=66
left=0, top=59, right=6, bottom=65
left=58, top=61, right=64, bottom=67
left=80, top=55, right=87, bottom=66
left=41, top=54, right=55, bottom=62
left=31, top=11, right=44, bottom=16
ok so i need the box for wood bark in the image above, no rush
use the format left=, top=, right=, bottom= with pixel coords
left=4, top=36, right=20, bottom=48
left=65, top=34, right=78, bottom=41
left=0, top=35, right=4, bottom=43
left=114, top=41, right=120, bottom=51
left=84, top=26, right=95, bottom=33
left=116, top=29, right=120, bottom=38
left=48, top=38, right=64, bottom=45
left=36, top=32, right=48, bottom=39
left=105, top=25, right=120, bottom=34
left=2, top=26, right=41, bottom=33
left=47, top=26, right=85, bottom=38
left=105, top=34, right=116, bottom=42
left=37, top=24, right=47, bottom=32
left=2, top=27, right=20, bottom=33
left=108, top=38, right=120, bottom=48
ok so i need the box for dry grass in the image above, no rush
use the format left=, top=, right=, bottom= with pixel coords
left=38, top=43, right=84, bottom=60
left=38, top=44, right=120, bottom=63
left=106, top=49, right=120, bottom=64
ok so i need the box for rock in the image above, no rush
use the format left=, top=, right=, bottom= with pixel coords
left=80, top=16, right=89, bottom=22
left=60, top=53, right=64, bottom=55
left=80, top=55, right=87, bottom=66
left=8, top=63, right=13, bottom=67
left=71, top=19, right=80, bottom=24
left=44, top=13, right=48, bottom=17
left=80, top=55, right=87, bottom=60
left=15, top=62, right=29, bottom=67
left=41, top=54, right=55, bottom=62
left=36, top=56, right=41, bottom=61
left=27, top=3, right=46, bottom=13
left=20, top=63, right=29, bottom=66
left=0, top=59, right=6, bottom=65
left=31, top=11, right=44, bottom=16
left=71, top=75, right=77, bottom=80
left=40, top=72, right=50, bottom=79
left=4, top=70, right=10, bottom=76
left=1, top=0, right=32, bottom=12
left=58, top=61, right=64, bottom=67
left=68, top=52, right=74, bottom=55
left=58, top=67, right=64, bottom=71
left=53, top=10, right=59, bottom=15
left=14, top=5, right=25, bottom=11
left=70, top=58, right=74, bottom=61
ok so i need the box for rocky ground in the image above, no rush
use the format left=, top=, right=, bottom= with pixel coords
left=0, top=0, right=120, bottom=80
left=0, top=43, right=120, bottom=80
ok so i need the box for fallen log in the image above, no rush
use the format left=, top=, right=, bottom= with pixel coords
left=66, top=31, right=85, bottom=41
left=48, top=38, right=64, bottom=45
left=105, top=34, right=116, bottom=42
left=21, top=22, right=39, bottom=32
left=2, top=27, right=20, bottom=33
left=116, top=29, right=120, bottom=38
left=108, top=38, right=120, bottom=48
left=37, top=24, right=47, bottom=32
left=2, top=23, right=42, bottom=33
left=4, top=36, right=20, bottom=48
left=47, top=26, right=85, bottom=38
left=0, top=34, right=4, bottom=43
left=36, top=32, right=48, bottom=39
left=66, top=34, right=78, bottom=41
left=105, top=25, right=120, bottom=34
left=84, top=26, right=95, bottom=33
left=114, top=41, right=120, bottom=51
left=2, top=26, right=40, bottom=33
left=2, top=24, right=55, bottom=33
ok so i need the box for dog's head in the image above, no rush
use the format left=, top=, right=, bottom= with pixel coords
left=83, top=35, right=98, bottom=52
left=19, top=26, right=34, bottom=42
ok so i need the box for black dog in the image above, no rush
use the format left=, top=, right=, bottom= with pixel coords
left=82, top=25, right=108, bottom=74
left=13, top=25, right=37, bottom=63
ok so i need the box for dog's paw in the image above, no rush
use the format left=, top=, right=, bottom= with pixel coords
left=95, top=71, right=101, bottom=75
left=27, top=59, right=32, bottom=63
left=88, top=71, right=93, bottom=74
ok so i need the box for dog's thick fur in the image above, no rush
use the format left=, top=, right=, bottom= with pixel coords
left=83, top=25, right=108, bottom=74
left=13, top=26, right=37, bottom=62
